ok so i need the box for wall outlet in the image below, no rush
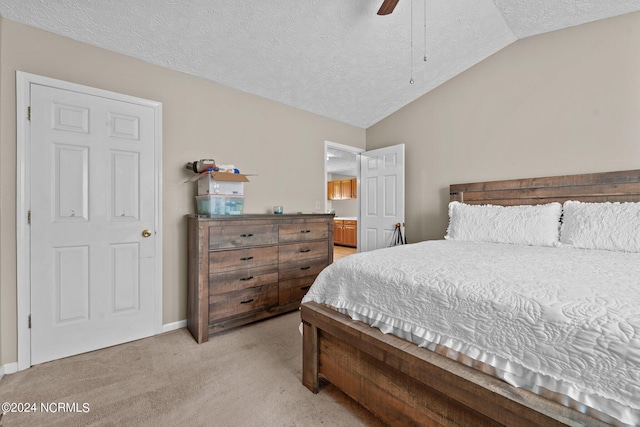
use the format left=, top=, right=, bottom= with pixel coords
left=315, top=200, right=321, bottom=210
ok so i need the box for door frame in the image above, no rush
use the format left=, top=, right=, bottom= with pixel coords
left=16, top=71, right=163, bottom=371
left=324, top=141, right=364, bottom=248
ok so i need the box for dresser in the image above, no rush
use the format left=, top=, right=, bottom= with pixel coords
left=187, top=214, right=334, bottom=343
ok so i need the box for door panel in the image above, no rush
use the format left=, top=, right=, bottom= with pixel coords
left=111, top=151, right=140, bottom=221
left=365, top=176, right=377, bottom=216
left=359, top=144, right=405, bottom=252
left=53, top=102, right=89, bottom=133
left=55, top=246, right=90, bottom=323
left=30, top=83, right=158, bottom=365
left=111, top=243, right=140, bottom=312
left=384, top=175, right=398, bottom=216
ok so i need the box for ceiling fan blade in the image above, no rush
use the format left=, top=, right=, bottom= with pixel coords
left=377, top=0, right=399, bottom=15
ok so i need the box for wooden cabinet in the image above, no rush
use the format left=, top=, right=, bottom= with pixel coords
left=328, top=178, right=357, bottom=200
left=343, top=220, right=357, bottom=247
left=328, top=180, right=342, bottom=200
left=340, top=180, right=352, bottom=199
left=334, top=221, right=344, bottom=244
left=187, top=214, right=333, bottom=343
left=334, top=219, right=357, bottom=247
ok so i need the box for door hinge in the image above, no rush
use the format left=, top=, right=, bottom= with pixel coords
left=27, top=210, right=31, bottom=224
left=28, top=106, right=31, bottom=121
left=28, top=314, right=32, bottom=329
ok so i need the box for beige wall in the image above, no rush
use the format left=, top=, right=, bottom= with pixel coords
left=0, top=18, right=366, bottom=365
left=367, top=12, right=640, bottom=243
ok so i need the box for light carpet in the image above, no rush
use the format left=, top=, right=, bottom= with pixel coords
left=0, top=311, right=385, bottom=427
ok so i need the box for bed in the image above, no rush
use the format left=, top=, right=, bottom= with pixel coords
left=300, top=169, right=640, bottom=427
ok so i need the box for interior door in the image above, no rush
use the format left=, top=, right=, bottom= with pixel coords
left=29, top=83, right=158, bottom=365
left=359, top=144, right=405, bottom=252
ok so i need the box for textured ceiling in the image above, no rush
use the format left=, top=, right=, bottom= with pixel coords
left=327, top=148, right=359, bottom=176
left=1, top=1, right=639, bottom=128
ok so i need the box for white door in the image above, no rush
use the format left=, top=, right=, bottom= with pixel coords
left=359, top=144, right=405, bottom=252
left=29, top=83, right=159, bottom=364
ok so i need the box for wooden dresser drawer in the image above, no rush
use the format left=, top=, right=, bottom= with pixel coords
left=279, top=260, right=327, bottom=281
left=209, top=224, right=278, bottom=250
left=279, top=241, right=328, bottom=264
left=279, top=221, right=329, bottom=243
left=209, top=246, right=278, bottom=272
left=210, top=266, right=278, bottom=295
left=209, top=283, right=278, bottom=322
left=279, top=276, right=315, bottom=305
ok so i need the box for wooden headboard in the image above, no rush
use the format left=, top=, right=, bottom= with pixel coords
left=450, top=169, right=640, bottom=206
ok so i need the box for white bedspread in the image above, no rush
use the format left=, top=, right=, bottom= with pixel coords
left=302, top=240, right=640, bottom=426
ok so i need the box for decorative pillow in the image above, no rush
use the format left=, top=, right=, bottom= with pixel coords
left=445, top=201, right=562, bottom=247
left=560, top=201, right=640, bottom=253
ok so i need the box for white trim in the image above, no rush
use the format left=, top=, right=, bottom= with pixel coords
left=162, top=320, right=187, bottom=333
left=16, top=71, right=30, bottom=371
left=153, top=86, right=164, bottom=337
left=15, top=71, right=163, bottom=371
left=0, top=362, right=19, bottom=381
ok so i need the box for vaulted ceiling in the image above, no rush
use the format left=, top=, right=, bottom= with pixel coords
left=1, top=1, right=639, bottom=128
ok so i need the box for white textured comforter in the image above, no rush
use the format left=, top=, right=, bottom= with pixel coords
left=302, top=240, right=640, bottom=426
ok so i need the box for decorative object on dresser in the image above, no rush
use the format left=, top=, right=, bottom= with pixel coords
left=187, top=213, right=334, bottom=343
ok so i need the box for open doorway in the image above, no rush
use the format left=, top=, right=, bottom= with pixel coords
left=324, top=141, right=363, bottom=253
left=324, top=141, right=406, bottom=255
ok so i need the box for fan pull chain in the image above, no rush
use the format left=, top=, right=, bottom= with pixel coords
left=409, top=0, right=414, bottom=84
left=424, top=0, right=427, bottom=62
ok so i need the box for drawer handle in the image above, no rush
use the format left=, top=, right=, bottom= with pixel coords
left=300, top=285, right=311, bottom=291
left=240, top=256, right=254, bottom=261
left=240, top=298, right=254, bottom=304
left=299, top=249, right=311, bottom=253
left=300, top=230, right=311, bottom=233
left=240, top=276, right=254, bottom=281
left=300, top=266, right=311, bottom=270
left=240, top=233, right=254, bottom=237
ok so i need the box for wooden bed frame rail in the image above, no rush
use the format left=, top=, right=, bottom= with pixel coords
left=302, top=302, right=609, bottom=427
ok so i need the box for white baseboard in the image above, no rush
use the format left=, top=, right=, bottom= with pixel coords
left=0, top=362, right=18, bottom=381
left=0, top=324, right=185, bottom=379
left=162, top=319, right=187, bottom=333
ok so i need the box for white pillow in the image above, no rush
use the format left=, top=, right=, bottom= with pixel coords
left=560, top=201, right=640, bottom=253
left=445, top=201, right=562, bottom=247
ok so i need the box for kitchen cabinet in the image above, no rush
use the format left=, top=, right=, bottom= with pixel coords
left=340, top=179, right=352, bottom=199
left=334, top=221, right=344, bottom=244
left=334, top=219, right=357, bottom=247
left=343, top=220, right=357, bottom=247
left=328, top=180, right=342, bottom=200
left=327, top=178, right=357, bottom=200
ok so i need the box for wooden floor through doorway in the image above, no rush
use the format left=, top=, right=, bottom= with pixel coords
left=333, top=245, right=356, bottom=262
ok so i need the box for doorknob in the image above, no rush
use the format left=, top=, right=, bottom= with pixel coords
left=142, top=229, right=152, bottom=237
